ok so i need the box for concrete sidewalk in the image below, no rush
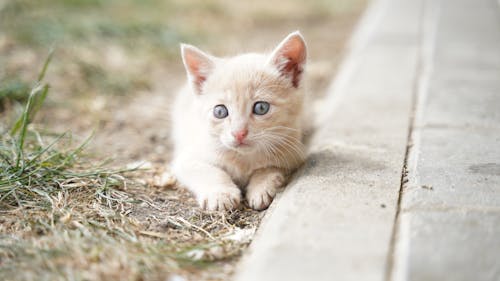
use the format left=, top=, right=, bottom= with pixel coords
left=235, top=0, right=500, bottom=280
left=392, top=0, right=500, bottom=280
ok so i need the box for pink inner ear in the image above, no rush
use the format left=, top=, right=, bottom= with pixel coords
left=182, top=46, right=213, bottom=94
left=273, top=35, right=307, bottom=88
left=189, top=63, right=206, bottom=91
left=282, top=57, right=303, bottom=88
left=184, top=53, right=206, bottom=92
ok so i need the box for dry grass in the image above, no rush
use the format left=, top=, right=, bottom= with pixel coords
left=0, top=0, right=366, bottom=280
left=0, top=56, right=262, bottom=281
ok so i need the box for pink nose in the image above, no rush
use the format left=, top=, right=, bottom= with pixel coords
left=232, top=129, right=248, bottom=143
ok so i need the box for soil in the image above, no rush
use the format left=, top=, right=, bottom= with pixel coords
left=0, top=0, right=366, bottom=279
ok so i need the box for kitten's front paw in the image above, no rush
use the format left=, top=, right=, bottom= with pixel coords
left=246, top=172, right=284, bottom=211
left=246, top=186, right=277, bottom=211
left=198, top=185, right=241, bottom=211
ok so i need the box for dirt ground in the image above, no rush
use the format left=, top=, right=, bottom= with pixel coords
left=0, top=1, right=365, bottom=280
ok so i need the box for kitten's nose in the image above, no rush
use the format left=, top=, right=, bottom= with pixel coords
left=232, top=129, right=248, bottom=144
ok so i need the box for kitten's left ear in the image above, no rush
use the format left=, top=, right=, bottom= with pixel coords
left=268, top=31, right=307, bottom=88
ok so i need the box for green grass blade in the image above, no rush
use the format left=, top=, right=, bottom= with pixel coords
left=10, top=50, right=53, bottom=137
left=57, top=130, right=95, bottom=168
left=13, top=87, right=36, bottom=167
left=25, top=132, right=67, bottom=167
left=10, top=51, right=53, bottom=167
left=29, top=84, right=49, bottom=123
left=37, top=49, right=54, bottom=82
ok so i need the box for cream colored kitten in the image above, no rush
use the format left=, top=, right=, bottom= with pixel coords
left=171, top=31, right=307, bottom=211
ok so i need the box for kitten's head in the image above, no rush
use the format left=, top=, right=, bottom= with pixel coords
left=180, top=31, right=307, bottom=156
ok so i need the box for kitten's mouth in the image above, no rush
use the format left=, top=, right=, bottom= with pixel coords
left=233, top=144, right=254, bottom=154
left=232, top=142, right=251, bottom=150
left=221, top=139, right=253, bottom=152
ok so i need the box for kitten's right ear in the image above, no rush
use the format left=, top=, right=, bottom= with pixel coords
left=180, top=44, right=216, bottom=94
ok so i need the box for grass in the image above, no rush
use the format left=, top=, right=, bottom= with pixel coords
left=0, top=0, right=365, bottom=107
left=1, top=51, right=121, bottom=209
left=0, top=53, right=262, bottom=280
left=0, top=0, right=366, bottom=279
left=0, top=0, right=197, bottom=50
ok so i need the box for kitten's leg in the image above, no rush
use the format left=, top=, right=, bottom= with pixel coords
left=173, top=160, right=241, bottom=211
left=246, top=167, right=286, bottom=211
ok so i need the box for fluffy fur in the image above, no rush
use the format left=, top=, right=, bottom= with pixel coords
left=171, top=31, right=307, bottom=211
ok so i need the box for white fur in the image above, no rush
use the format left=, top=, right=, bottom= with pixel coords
left=171, top=31, right=307, bottom=211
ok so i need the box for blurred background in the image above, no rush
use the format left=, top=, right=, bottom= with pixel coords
left=0, top=1, right=366, bottom=280
left=0, top=0, right=365, bottom=153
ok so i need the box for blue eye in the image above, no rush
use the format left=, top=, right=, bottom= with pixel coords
left=253, top=101, right=270, bottom=115
left=213, top=104, right=228, bottom=119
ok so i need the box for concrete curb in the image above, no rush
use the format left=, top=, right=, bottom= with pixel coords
left=234, top=0, right=421, bottom=280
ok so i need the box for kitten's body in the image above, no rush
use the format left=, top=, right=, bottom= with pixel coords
left=171, top=32, right=307, bottom=211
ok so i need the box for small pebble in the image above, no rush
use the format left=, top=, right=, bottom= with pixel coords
left=421, top=185, right=434, bottom=190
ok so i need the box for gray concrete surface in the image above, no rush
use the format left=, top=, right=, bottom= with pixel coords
left=235, top=0, right=420, bottom=280
left=393, top=211, right=500, bottom=281
left=391, top=0, right=500, bottom=280
left=234, top=0, right=500, bottom=280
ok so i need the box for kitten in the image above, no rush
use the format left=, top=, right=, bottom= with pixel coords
left=171, top=31, right=307, bottom=211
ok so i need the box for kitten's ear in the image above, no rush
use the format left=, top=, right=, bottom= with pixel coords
left=181, top=44, right=216, bottom=94
left=268, top=31, right=307, bottom=88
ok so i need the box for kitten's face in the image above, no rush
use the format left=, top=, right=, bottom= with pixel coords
left=181, top=32, right=307, bottom=155
left=201, top=56, right=302, bottom=153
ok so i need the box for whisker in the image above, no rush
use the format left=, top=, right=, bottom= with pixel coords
left=260, top=135, right=303, bottom=169
left=261, top=134, right=305, bottom=165
left=266, top=135, right=302, bottom=165
left=264, top=125, right=301, bottom=133
left=265, top=133, right=306, bottom=159
left=261, top=137, right=289, bottom=169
